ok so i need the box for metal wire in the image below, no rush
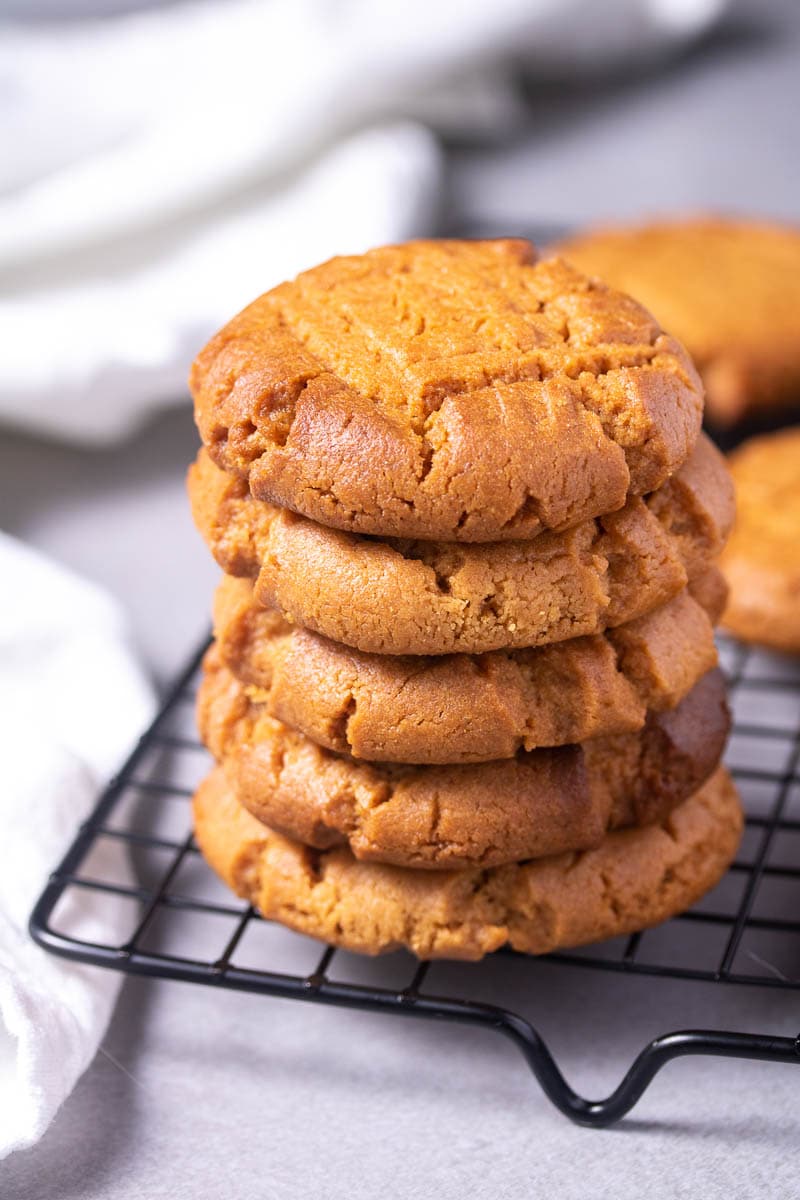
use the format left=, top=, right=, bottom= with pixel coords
left=28, top=631, right=800, bottom=1124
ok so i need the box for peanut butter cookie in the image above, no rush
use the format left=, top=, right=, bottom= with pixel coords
left=213, top=576, right=721, bottom=763
left=721, top=427, right=800, bottom=651
left=197, top=652, right=729, bottom=871
left=556, top=218, right=800, bottom=427
left=190, top=240, right=703, bottom=541
left=189, top=433, right=732, bottom=656
left=192, top=766, right=742, bottom=959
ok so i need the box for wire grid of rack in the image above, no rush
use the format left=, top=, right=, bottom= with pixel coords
left=29, top=630, right=800, bottom=1125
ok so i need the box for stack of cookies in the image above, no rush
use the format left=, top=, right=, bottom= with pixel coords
left=187, top=239, right=743, bottom=961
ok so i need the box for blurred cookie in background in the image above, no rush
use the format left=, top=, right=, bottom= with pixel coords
left=720, top=428, right=800, bottom=653
left=555, top=218, right=800, bottom=429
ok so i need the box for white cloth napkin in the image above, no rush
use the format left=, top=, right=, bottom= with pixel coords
left=0, top=0, right=726, bottom=444
left=0, top=532, right=154, bottom=1157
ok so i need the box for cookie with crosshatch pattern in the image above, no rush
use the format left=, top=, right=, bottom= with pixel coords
left=196, top=646, right=730, bottom=872
left=211, top=574, right=722, bottom=764
left=190, top=239, right=704, bottom=543
left=188, top=432, right=733, bottom=656
left=192, top=766, right=742, bottom=960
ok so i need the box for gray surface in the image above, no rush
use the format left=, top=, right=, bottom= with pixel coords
left=3, top=4, right=800, bottom=1196
left=450, top=0, right=800, bottom=229
left=4, top=959, right=800, bottom=1199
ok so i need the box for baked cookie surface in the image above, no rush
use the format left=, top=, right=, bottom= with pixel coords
left=192, top=766, right=742, bottom=959
left=189, top=433, right=733, bottom=656
left=555, top=218, right=800, bottom=427
left=190, top=239, right=703, bottom=541
left=213, top=576, right=721, bottom=763
left=197, top=653, right=729, bottom=870
left=721, top=427, right=800, bottom=651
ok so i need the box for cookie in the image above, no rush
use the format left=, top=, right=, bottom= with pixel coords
left=197, top=653, right=729, bottom=870
left=681, top=562, right=729, bottom=625
left=192, top=766, right=742, bottom=959
left=555, top=218, right=800, bottom=427
left=213, top=576, right=721, bottom=762
left=189, top=432, right=733, bottom=655
left=190, top=240, right=703, bottom=542
left=720, top=428, right=800, bottom=651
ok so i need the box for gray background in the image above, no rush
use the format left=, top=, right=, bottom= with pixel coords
left=3, top=1, right=800, bottom=1195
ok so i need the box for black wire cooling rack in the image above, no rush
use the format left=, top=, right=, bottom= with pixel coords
left=29, top=630, right=800, bottom=1126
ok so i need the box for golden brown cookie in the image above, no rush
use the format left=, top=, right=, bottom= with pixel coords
left=192, top=766, right=742, bottom=959
left=555, top=218, right=800, bottom=427
left=189, top=433, right=733, bottom=655
left=197, top=652, right=729, bottom=870
left=681, top=563, right=729, bottom=625
left=720, top=428, right=800, bottom=651
left=190, top=240, right=703, bottom=541
left=213, top=576, right=721, bottom=763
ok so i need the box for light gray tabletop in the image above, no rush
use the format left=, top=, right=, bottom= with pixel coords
left=3, top=4, right=800, bottom=1195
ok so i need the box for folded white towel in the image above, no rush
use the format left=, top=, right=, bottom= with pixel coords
left=0, top=532, right=154, bottom=1157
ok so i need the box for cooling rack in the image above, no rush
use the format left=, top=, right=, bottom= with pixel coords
left=29, top=631, right=800, bottom=1126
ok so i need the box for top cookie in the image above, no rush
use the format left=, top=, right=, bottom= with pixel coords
left=191, top=239, right=703, bottom=542
left=555, top=218, right=800, bottom=428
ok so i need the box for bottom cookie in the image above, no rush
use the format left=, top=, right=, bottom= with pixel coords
left=192, top=767, right=743, bottom=961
